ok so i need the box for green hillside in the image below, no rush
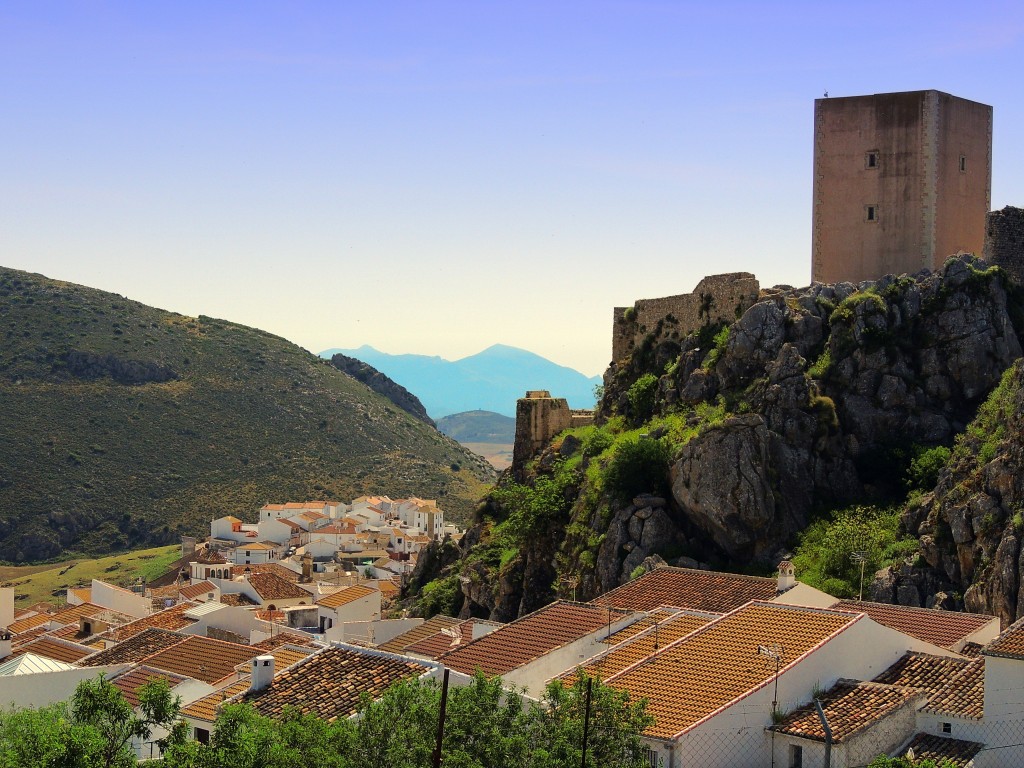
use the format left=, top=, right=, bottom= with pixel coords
left=0, top=266, right=494, bottom=562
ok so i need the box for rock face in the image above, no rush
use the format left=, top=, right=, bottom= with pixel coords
left=451, top=256, right=1024, bottom=620
left=64, top=350, right=178, bottom=385
left=329, top=353, right=435, bottom=426
left=897, top=360, right=1024, bottom=626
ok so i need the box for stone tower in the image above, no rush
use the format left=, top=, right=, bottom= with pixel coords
left=812, top=90, right=992, bottom=284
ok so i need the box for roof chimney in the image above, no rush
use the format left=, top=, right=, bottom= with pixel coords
left=777, top=560, right=796, bottom=592
left=249, top=654, right=274, bottom=692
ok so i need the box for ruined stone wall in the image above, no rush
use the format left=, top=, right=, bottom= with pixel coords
left=984, top=206, right=1024, bottom=286
left=511, top=392, right=594, bottom=471
left=612, top=273, right=760, bottom=363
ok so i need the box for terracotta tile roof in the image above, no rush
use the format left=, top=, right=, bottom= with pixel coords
left=9, top=626, right=48, bottom=650
left=182, top=679, right=251, bottom=722
left=317, top=584, right=376, bottom=610
left=559, top=610, right=715, bottom=687
left=605, top=602, right=860, bottom=740
left=440, top=602, right=633, bottom=677
left=247, top=573, right=310, bottom=602
left=250, top=632, right=316, bottom=652
left=376, top=615, right=465, bottom=654
left=265, top=645, right=315, bottom=671
left=220, top=593, right=258, bottom=607
left=772, top=680, right=920, bottom=742
left=600, top=607, right=693, bottom=644
left=960, top=641, right=984, bottom=658
left=8, top=613, right=52, bottom=634
left=236, top=542, right=276, bottom=551
left=81, top=628, right=188, bottom=667
left=899, top=733, right=983, bottom=767
left=229, top=564, right=299, bottom=582
left=179, top=581, right=217, bottom=601
left=255, top=610, right=286, bottom=623
left=982, top=616, right=1024, bottom=659
left=14, top=636, right=93, bottom=664
left=403, top=621, right=479, bottom=659
left=833, top=600, right=995, bottom=649
left=141, top=635, right=261, bottom=684
left=923, top=657, right=985, bottom=719
left=241, top=645, right=431, bottom=722
left=594, top=567, right=779, bottom=613
left=110, top=666, right=188, bottom=707
left=871, top=652, right=971, bottom=694
left=377, top=581, right=399, bottom=597
left=104, top=603, right=198, bottom=640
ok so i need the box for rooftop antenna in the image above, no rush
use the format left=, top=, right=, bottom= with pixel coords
left=851, top=552, right=868, bottom=601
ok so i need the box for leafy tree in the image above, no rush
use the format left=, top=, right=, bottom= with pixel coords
left=0, top=675, right=182, bottom=768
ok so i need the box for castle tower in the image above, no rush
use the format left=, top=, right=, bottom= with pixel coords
left=812, top=90, right=992, bottom=284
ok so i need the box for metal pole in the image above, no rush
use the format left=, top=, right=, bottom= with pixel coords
left=432, top=668, right=450, bottom=768
left=580, top=676, right=593, bottom=768
left=814, top=699, right=832, bottom=768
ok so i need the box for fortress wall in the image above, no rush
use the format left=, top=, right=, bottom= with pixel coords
left=612, top=273, right=760, bottom=363
left=984, top=206, right=1024, bottom=286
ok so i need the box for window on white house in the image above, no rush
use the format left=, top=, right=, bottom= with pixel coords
left=942, top=722, right=952, bottom=734
left=790, top=744, right=803, bottom=768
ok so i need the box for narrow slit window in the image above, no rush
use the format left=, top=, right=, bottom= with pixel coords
left=959, top=155, right=967, bottom=172
left=866, top=205, right=878, bottom=222
left=866, top=151, right=879, bottom=169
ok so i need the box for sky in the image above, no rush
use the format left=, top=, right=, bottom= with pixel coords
left=1, top=2, right=1022, bottom=377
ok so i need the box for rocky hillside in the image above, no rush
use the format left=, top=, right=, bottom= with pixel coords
left=0, top=266, right=494, bottom=562
left=327, top=353, right=435, bottom=426
left=415, top=256, right=1024, bottom=622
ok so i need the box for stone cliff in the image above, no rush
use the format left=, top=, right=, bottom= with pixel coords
left=416, top=255, right=1024, bottom=622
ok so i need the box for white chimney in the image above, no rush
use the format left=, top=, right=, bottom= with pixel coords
left=0, top=630, right=12, bottom=661
left=249, top=654, right=275, bottom=692
left=777, top=560, right=796, bottom=592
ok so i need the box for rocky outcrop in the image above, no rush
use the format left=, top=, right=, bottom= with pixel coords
left=450, top=255, right=1024, bottom=619
left=63, top=350, right=178, bottom=385
left=329, top=353, right=435, bottom=426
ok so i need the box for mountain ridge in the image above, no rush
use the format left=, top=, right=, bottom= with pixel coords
left=320, top=344, right=601, bottom=418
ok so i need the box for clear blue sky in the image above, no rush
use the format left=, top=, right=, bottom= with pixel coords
left=2, top=2, right=1021, bottom=376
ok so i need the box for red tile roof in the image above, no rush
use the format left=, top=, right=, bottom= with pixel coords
left=317, top=584, right=376, bottom=610
left=8, top=613, right=51, bottom=634
left=982, top=616, right=1024, bottom=660
left=605, top=602, right=860, bottom=740
left=559, top=610, right=714, bottom=687
left=772, top=680, right=921, bottom=742
left=13, top=636, right=93, bottom=664
left=440, top=602, right=632, bottom=677
left=833, top=600, right=995, bottom=649
left=246, top=572, right=310, bottom=602
left=403, top=621, right=479, bottom=659
left=923, top=657, right=985, bottom=720
left=102, top=602, right=198, bottom=641
left=110, top=666, right=188, bottom=707
left=181, top=679, right=251, bottom=722
left=871, top=652, right=971, bottom=694
left=81, top=628, right=188, bottom=667
left=376, top=615, right=463, bottom=654
left=229, top=564, right=299, bottom=582
left=141, top=635, right=261, bottom=684
left=179, top=581, right=217, bottom=601
left=240, top=645, right=431, bottom=722
left=899, top=733, right=983, bottom=767
left=594, top=567, right=779, bottom=613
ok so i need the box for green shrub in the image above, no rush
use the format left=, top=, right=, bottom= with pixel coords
left=626, top=373, right=659, bottom=420
left=603, top=436, right=672, bottom=504
left=419, top=574, right=462, bottom=618
left=905, top=445, right=951, bottom=493
left=702, top=325, right=731, bottom=369
left=807, top=349, right=833, bottom=379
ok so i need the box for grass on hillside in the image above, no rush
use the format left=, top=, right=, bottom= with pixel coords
left=0, top=266, right=494, bottom=561
left=0, top=544, right=181, bottom=606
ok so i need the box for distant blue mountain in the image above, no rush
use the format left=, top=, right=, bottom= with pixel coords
left=320, top=344, right=601, bottom=418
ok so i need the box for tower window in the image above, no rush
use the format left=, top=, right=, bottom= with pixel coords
left=959, top=155, right=967, bottom=173
left=866, top=151, right=879, bottom=169
left=866, top=205, right=878, bottom=222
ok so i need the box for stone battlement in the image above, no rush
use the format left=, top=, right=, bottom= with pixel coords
left=612, top=273, right=760, bottom=363
left=984, top=206, right=1024, bottom=286
left=512, top=391, right=594, bottom=471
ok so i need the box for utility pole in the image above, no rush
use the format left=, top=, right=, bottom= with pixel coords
left=580, top=676, right=593, bottom=768
left=432, top=668, right=450, bottom=768
left=851, top=551, right=867, bottom=601
left=814, top=698, right=832, bottom=768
